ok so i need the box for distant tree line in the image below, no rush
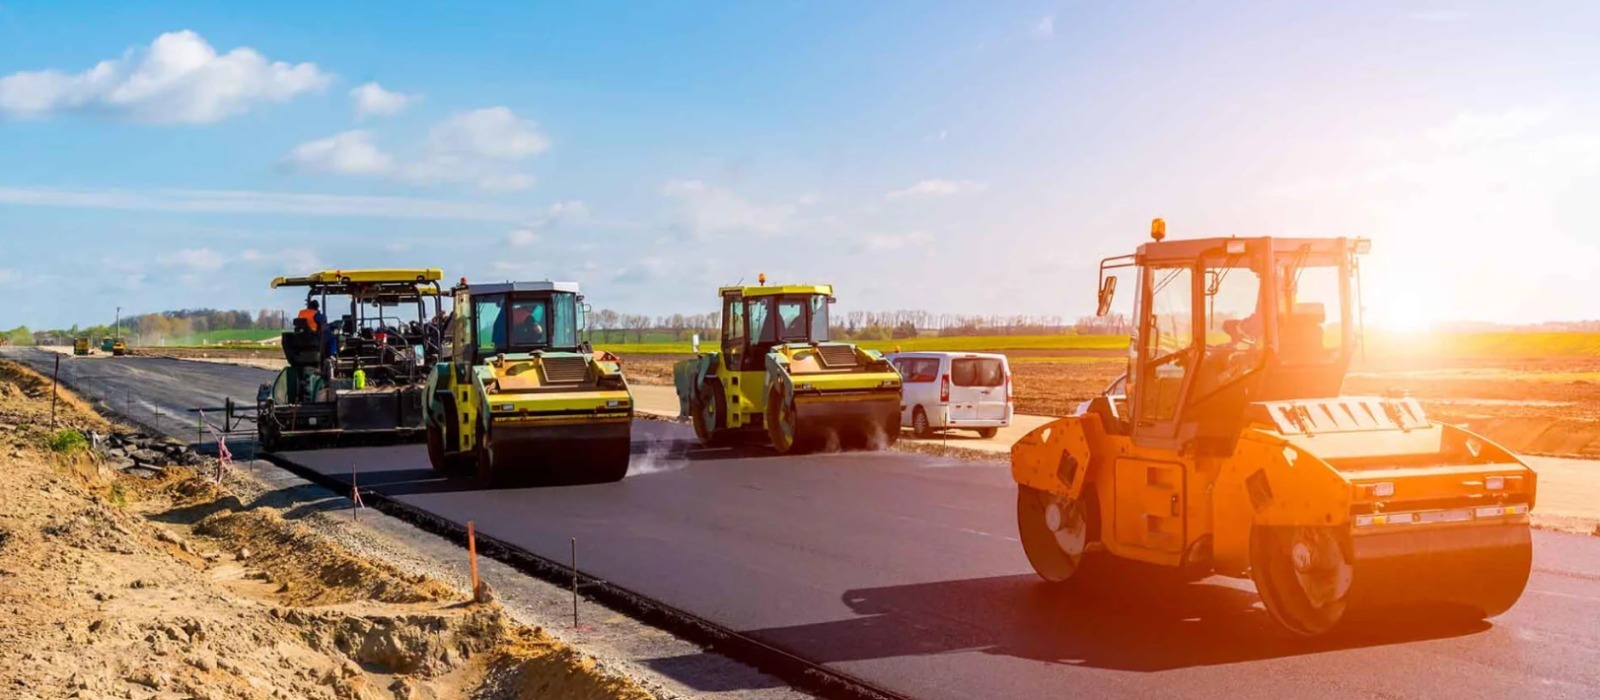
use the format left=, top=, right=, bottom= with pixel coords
left=579, top=308, right=1136, bottom=343
left=20, top=308, right=291, bottom=346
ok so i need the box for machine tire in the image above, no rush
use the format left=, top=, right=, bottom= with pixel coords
left=1017, top=485, right=1091, bottom=584
left=976, top=427, right=999, bottom=439
left=691, top=382, right=731, bottom=448
left=912, top=407, right=933, bottom=438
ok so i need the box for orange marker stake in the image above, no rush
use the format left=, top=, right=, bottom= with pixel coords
left=467, top=521, right=480, bottom=602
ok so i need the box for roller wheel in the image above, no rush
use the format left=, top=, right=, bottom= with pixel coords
left=691, top=383, right=730, bottom=448
left=912, top=407, right=933, bottom=438
left=766, top=385, right=806, bottom=455
left=1252, top=526, right=1354, bottom=637
left=878, top=412, right=899, bottom=449
left=976, top=427, right=999, bottom=439
left=475, top=425, right=501, bottom=487
left=426, top=422, right=473, bottom=476
left=1017, top=485, right=1091, bottom=583
left=588, top=439, right=632, bottom=484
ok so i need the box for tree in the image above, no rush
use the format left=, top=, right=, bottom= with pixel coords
left=623, top=314, right=652, bottom=343
left=4, top=326, right=33, bottom=346
left=591, top=309, right=620, bottom=343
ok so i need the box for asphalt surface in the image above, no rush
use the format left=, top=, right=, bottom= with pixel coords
left=10, top=348, right=1600, bottom=700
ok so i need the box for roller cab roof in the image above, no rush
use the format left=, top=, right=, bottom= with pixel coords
left=719, top=283, right=834, bottom=298
left=461, top=281, right=583, bottom=296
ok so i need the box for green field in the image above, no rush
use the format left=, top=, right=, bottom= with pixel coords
left=593, top=333, right=1130, bottom=355
left=166, top=328, right=282, bottom=345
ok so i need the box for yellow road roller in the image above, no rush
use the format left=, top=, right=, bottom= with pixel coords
left=425, top=280, right=633, bottom=486
left=674, top=277, right=902, bottom=454
left=1011, top=220, right=1535, bottom=636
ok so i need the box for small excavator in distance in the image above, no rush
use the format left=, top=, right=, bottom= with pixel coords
left=1011, top=220, right=1535, bottom=636
left=424, top=280, right=633, bottom=486
left=674, top=276, right=902, bottom=454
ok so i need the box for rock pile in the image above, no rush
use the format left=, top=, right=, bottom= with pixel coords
left=94, top=431, right=208, bottom=473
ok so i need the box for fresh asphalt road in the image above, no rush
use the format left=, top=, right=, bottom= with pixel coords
left=9, top=348, right=1600, bottom=699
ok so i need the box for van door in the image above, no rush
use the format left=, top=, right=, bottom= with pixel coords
left=949, top=356, right=1005, bottom=423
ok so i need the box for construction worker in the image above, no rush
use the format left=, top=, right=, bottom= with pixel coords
left=296, top=300, right=322, bottom=333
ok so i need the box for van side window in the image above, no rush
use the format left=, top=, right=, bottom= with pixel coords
left=895, top=358, right=939, bottom=382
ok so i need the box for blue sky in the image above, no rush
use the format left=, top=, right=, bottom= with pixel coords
left=3, top=1, right=1598, bottom=329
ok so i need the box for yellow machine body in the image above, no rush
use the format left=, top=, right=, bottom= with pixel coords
left=425, top=280, right=633, bottom=485
left=1011, top=226, right=1535, bottom=636
left=674, top=282, right=901, bottom=453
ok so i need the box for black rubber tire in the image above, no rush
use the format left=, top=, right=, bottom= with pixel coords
left=912, top=407, right=933, bottom=438
left=976, top=427, right=999, bottom=439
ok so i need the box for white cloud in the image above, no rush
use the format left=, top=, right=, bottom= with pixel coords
left=240, top=247, right=324, bottom=271
left=282, top=106, right=548, bottom=192
left=885, top=179, right=987, bottom=200
left=505, top=200, right=592, bottom=246
left=280, top=130, right=395, bottom=175
left=662, top=180, right=796, bottom=238
left=0, top=30, right=331, bottom=123
left=158, top=247, right=227, bottom=271
left=0, top=186, right=532, bottom=222
left=350, top=81, right=416, bottom=119
left=425, top=107, right=548, bottom=161
left=475, top=172, right=539, bottom=192
left=1402, top=10, right=1473, bottom=24
left=1032, top=14, right=1055, bottom=39
left=1425, top=107, right=1550, bottom=147
left=859, top=232, right=931, bottom=252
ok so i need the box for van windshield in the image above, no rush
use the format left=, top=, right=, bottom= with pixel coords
left=952, top=358, right=1004, bottom=387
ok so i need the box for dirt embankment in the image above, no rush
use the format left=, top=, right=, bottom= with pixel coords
left=0, top=360, right=655, bottom=700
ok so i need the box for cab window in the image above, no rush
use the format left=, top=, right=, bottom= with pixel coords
left=474, top=295, right=506, bottom=352
left=808, top=295, right=830, bottom=341
left=1141, top=266, right=1194, bottom=423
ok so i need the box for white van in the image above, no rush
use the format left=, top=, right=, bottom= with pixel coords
left=887, top=352, right=1013, bottom=438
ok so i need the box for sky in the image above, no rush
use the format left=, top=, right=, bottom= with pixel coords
left=2, top=0, right=1598, bottom=330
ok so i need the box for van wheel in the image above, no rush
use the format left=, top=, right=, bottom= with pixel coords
left=976, top=427, right=999, bottom=439
left=912, top=407, right=933, bottom=438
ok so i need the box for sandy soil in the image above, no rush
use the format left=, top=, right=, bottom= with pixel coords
left=0, top=361, right=655, bottom=700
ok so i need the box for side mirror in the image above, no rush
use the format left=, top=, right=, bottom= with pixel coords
left=692, top=334, right=701, bottom=354
left=1097, top=276, right=1118, bottom=317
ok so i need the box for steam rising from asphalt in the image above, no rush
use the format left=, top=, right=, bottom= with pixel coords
left=627, top=433, right=689, bottom=476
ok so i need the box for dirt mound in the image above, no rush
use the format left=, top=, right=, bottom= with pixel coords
left=283, top=606, right=511, bottom=678
left=195, top=509, right=459, bottom=606
left=477, top=627, right=655, bottom=700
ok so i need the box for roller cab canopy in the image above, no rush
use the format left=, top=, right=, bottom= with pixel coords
left=719, top=283, right=833, bottom=298
left=271, top=269, right=444, bottom=298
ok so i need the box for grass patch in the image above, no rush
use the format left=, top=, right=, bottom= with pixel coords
left=46, top=429, right=88, bottom=455
left=1007, top=356, right=1126, bottom=365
